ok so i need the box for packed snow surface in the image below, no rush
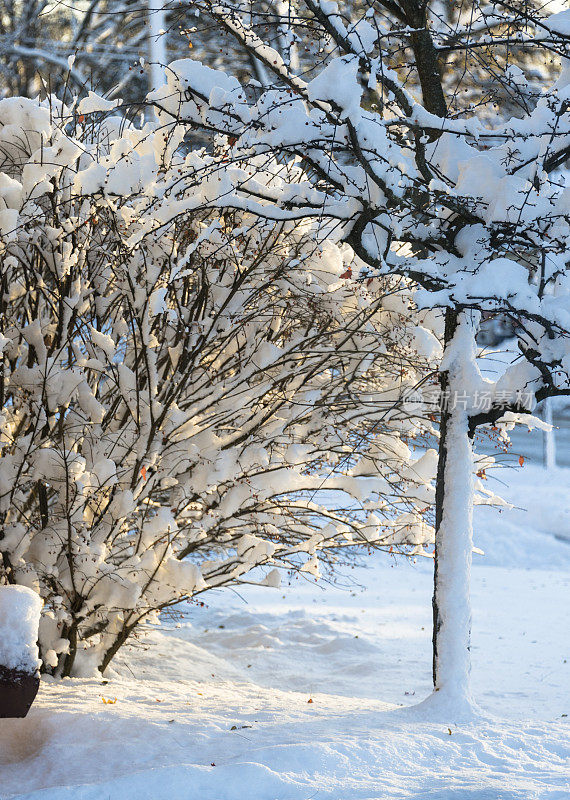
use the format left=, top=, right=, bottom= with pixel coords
left=0, top=586, right=42, bottom=673
left=1, top=464, right=569, bottom=799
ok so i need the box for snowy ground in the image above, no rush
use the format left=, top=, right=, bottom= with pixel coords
left=1, top=463, right=569, bottom=800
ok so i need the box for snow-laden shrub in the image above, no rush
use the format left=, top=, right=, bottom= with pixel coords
left=0, top=97, right=441, bottom=676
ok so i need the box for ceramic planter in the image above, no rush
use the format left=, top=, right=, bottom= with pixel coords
left=0, top=665, right=40, bottom=718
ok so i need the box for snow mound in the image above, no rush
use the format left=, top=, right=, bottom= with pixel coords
left=0, top=585, right=42, bottom=673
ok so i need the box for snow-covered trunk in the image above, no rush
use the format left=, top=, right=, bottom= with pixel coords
left=542, top=397, right=556, bottom=470
left=432, top=310, right=477, bottom=710
left=148, top=0, right=166, bottom=93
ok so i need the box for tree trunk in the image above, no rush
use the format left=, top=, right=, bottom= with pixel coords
left=60, top=622, right=78, bottom=678
left=431, top=310, right=477, bottom=712
left=542, top=397, right=556, bottom=470
left=148, top=0, right=167, bottom=93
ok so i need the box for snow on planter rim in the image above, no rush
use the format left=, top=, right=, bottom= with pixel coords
left=0, top=585, right=42, bottom=673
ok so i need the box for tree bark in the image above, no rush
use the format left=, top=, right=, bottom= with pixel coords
left=432, top=308, right=457, bottom=684
left=400, top=0, right=447, bottom=119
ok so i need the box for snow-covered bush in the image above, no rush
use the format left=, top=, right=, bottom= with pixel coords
left=0, top=97, right=440, bottom=676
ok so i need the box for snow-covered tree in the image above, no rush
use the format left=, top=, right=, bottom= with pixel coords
left=0, top=95, right=440, bottom=676
left=0, top=0, right=275, bottom=103
left=0, top=0, right=158, bottom=101
left=150, top=0, right=570, bottom=712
